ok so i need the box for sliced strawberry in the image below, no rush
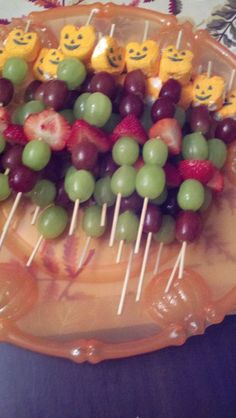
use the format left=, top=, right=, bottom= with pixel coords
left=0, top=107, right=10, bottom=133
left=164, top=162, right=182, bottom=187
left=179, top=160, right=214, bottom=184
left=3, top=124, right=28, bottom=145
left=24, top=110, right=70, bottom=151
left=149, top=118, right=182, bottom=155
left=207, top=169, right=224, bottom=192
left=67, top=119, right=111, bottom=153
left=111, top=114, right=148, bottom=145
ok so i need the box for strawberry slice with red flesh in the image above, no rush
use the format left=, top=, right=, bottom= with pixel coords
left=24, top=110, right=71, bottom=151
left=207, top=168, right=224, bottom=192
left=67, top=119, right=111, bottom=153
left=149, top=118, right=182, bottom=155
left=179, top=160, right=214, bottom=184
left=111, top=114, right=148, bottom=145
left=164, top=162, right=182, bottom=187
left=0, top=107, right=10, bottom=134
left=3, top=124, right=28, bottom=145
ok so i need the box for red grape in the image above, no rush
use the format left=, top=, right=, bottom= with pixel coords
left=151, top=97, right=175, bottom=123
left=124, top=70, right=146, bottom=99
left=159, top=79, right=181, bottom=104
left=215, top=118, right=236, bottom=144
left=175, top=211, right=202, bottom=242
left=143, top=204, right=162, bottom=234
left=80, top=74, right=93, bottom=93
left=24, top=80, right=41, bottom=102
left=34, top=83, right=46, bottom=102
left=190, top=105, right=211, bottom=134
left=1, top=145, right=23, bottom=171
left=43, top=152, right=70, bottom=182
left=71, top=141, right=98, bottom=170
left=43, top=80, right=68, bottom=111
left=90, top=72, right=116, bottom=99
left=119, top=93, right=144, bottom=118
left=161, top=188, right=180, bottom=217
left=9, top=164, right=38, bottom=192
left=0, top=78, right=14, bottom=106
left=64, top=89, right=80, bottom=109
left=55, top=180, right=72, bottom=209
left=112, top=85, right=124, bottom=113
left=120, top=192, right=143, bottom=214
left=99, top=152, right=118, bottom=177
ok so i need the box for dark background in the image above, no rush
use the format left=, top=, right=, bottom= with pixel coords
left=0, top=316, right=236, bottom=418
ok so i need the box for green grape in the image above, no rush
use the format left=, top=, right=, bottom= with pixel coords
left=84, top=92, right=112, bottom=127
left=73, top=93, right=90, bottom=120
left=153, top=215, right=175, bottom=244
left=136, top=164, right=165, bottom=199
left=3, top=57, right=28, bottom=85
left=38, top=205, right=68, bottom=239
left=0, top=134, right=6, bottom=154
left=151, top=187, right=167, bottom=205
left=0, top=174, right=11, bottom=201
left=60, top=109, right=75, bottom=124
left=140, top=105, right=152, bottom=132
left=19, top=100, right=45, bottom=124
left=143, top=138, right=168, bottom=167
left=182, top=132, right=208, bottom=160
left=174, top=106, right=186, bottom=127
left=12, top=107, right=25, bottom=125
left=22, top=140, right=51, bottom=171
left=177, top=179, right=204, bottom=211
left=94, top=176, right=116, bottom=206
left=112, top=136, right=139, bottom=166
left=103, top=113, right=122, bottom=133
left=115, top=210, right=139, bottom=243
left=82, top=205, right=106, bottom=238
left=65, top=169, right=95, bottom=202
left=208, top=138, right=227, bottom=169
left=30, top=180, right=56, bottom=207
left=111, top=166, right=136, bottom=197
left=57, top=58, right=86, bottom=89
left=64, top=166, right=77, bottom=191
left=200, top=187, right=213, bottom=212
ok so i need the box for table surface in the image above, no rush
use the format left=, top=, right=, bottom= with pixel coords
left=0, top=1, right=236, bottom=417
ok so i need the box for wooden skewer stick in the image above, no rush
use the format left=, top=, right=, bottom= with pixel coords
left=4, top=168, right=10, bottom=176
left=153, top=242, right=164, bottom=275
left=100, top=202, right=107, bottom=227
left=86, top=8, right=97, bottom=26
left=31, top=206, right=40, bottom=225
left=178, top=241, right=187, bottom=279
left=25, top=20, right=31, bottom=33
left=134, top=196, right=149, bottom=254
left=142, top=20, right=149, bottom=43
left=69, top=198, right=80, bottom=236
left=228, top=68, right=236, bottom=92
left=136, top=231, right=152, bottom=302
left=0, top=192, right=22, bottom=249
left=78, top=236, right=91, bottom=269
left=117, top=248, right=134, bottom=316
left=26, top=235, right=44, bottom=267
left=164, top=246, right=183, bottom=294
left=176, top=29, right=183, bottom=50
left=207, top=61, right=212, bottom=78
left=109, top=23, right=115, bottom=38
left=109, top=193, right=121, bottom=247
left=116, top=239, right=124, bottom=264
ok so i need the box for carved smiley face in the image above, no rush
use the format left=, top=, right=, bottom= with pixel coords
left=59, top=24, right=96, bottom=61
left=41, top=48, right=64, bottom=78
left=33, top=48, right=49, bottom=81
left=217, top=89, right=236, bottom=119
left=91, top=36, right=125, bottom=75
left=126, top=40, right=159, bottom=76
left=159, top=45, right=193, bottom=85
left=0, top=47, right=7, bottom=71
left=5, top=28, right=40, bottom=62
left=193, top=74, right=225, bottom=110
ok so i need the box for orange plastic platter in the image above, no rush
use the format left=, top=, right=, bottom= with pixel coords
left=0, top=3, right=236, bottom=363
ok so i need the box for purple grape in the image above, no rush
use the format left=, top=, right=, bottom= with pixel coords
left=151, top=97, right=175, bottom=123
left=215, top=118, right=236, bottom=144
left=99, top=152, right=118, bottom=177
left=124, top=70, right=146, bottom=99
left=143, top=204, right=162, bottom=234
left=120, top=192, right=143, bottom=214
left=64, top=89, right=80, bottom=109
left=43, top=80, right=68, bottom=111
left=161, top=188, right=180, bottom=217
left=190, top=105, right=211, bottom=134
left=55, top=180, right=72, bottom=209
left=34, top=83, right=46, bottom=102
left=112, top=85, right=124, bottom=113
left=90, top=72, right=116, bottom=99
left=119, top=93, right=144, bottom=118
left=71, top=141, right=98, bottom=170
left=176, top=211, right=202, bottom=243
left=80, top=74, right=93, bottom=93
left=9, top=165, right=38, bottom=192
left=2, top=145, right=23, bottom=171
left=24, top=80, right=41, bottom=102
left=159, top=79, right=181, bottom=104
left=42, top=152, right=70, bottom=182
left=0, top=78, right=14, bottom=106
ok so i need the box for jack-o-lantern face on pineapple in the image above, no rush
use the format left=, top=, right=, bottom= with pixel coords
left=126, top=40, right=159, bottom=76
left=59, top=24, right=96, bottom=62
left=0, top=48, right=7, bottom=71
left=91, top=36, right=125, bottom=75
left=33, top=48, right=49, bottom=81
left=41, top=48, right=64, bottom=79
left=217, top=89, right=236, bottom=119
left=5, top=28, right=40, bottom=62
left=159, top=45, right=193, bottom=85
left=193, top=74, right=225, bottom=111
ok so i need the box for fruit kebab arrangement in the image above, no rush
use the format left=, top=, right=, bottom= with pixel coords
left=0, top=12, right=235, bottom=317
